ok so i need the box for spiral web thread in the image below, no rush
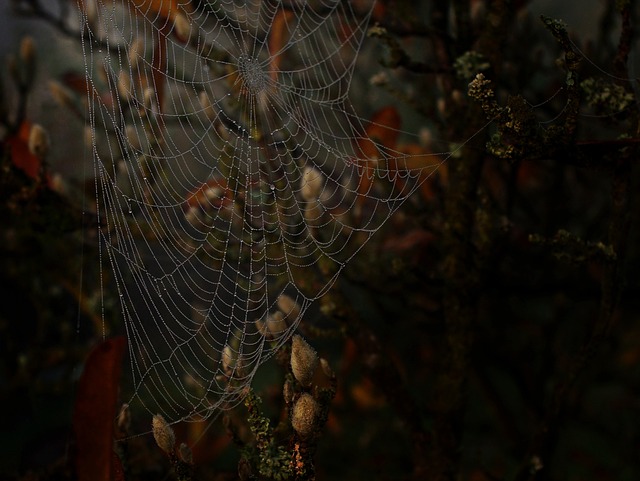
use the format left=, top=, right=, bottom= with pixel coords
left=79, top=0, right=447, bottom=424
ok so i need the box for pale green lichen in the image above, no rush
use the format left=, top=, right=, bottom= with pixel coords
left=244, top=390, right=294, bottom=480
left=454, top=51, right=490, bottom=81
left=529, top=229, right=617, bottom=265
left=581, top=77, right=635, bottom=116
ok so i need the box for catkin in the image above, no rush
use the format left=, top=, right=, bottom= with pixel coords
left=291, top=334, right=318, bottom=386
left=300, top=166, right=324, bottom=201
left=28, top=124, right=50, bottom=160
left=291, top=393, right=319, bottom=438
left=152, top=414, right=175, bottom=454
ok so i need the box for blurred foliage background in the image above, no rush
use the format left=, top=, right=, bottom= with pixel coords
left=1, top=0, right=639, bottom=480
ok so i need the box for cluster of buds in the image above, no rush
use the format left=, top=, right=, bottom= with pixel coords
left=287, top=334, right=336, bottom=440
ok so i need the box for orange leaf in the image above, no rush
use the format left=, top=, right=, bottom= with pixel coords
left=395, top=143, right=447, bottom=202
left=5, top=121, right=41, bottom=180
left=353, top=107, right=401, bottom=213
left=350, top=377, right=386, bottom=409
left=73, top=337, right=126, bottom=481
left=365, top=106, right=401, bottom=148
left=269, top=9, right=295, bottom=82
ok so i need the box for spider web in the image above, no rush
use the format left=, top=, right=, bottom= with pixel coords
left=79, top=0, right=446, bottom=424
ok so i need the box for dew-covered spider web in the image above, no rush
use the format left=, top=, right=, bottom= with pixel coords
left=78, top=0, right=450, bottom=425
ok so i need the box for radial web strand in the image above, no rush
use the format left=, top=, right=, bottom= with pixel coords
left=79, top=0, right=447, bottom=424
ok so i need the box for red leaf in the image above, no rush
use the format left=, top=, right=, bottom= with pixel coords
left=152, top=27, right=168, bottom=114
left=4, top=121, right=41, bottom=180
left=73, top=337, right=126, bottom=481
left=383, top=228, right=434, bottom=254
left=61, top=71, right=90, bottom=96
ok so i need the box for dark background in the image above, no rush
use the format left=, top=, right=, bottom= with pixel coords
left=1, top=1, right=639, bottom=480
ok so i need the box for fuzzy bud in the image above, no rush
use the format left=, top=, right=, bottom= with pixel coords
left=83, top=0, right=98, bottom=31
left=303, top=199, right=323, bottom=229
left=140, top=87, right=156, bottom=117
left=117, top=70, right=131, bottom=102
left=173, top=13, right=193, bottom=42
left=178, top=442, right=193, bottom=464
left=266, top=310, right=287, bottom=338
left=152, top=414, right=175, bottom=454
left=418, top=127, right=433, bottom=149
left=83, top=125, right=94, bottom=148
left=291, top=334, right=318, bottom=386
left=125, top=124, right=141, bottom=150
left=142, top=87, right=155, bottom=111
left=291, top=393, right=319, bottom=438
left=117, top=403, right=131, bottom=433
left=277, top=294, right=301, bottom=324
left=319, top=358, right=334, bottom=379
left=49, top=81, right=75, bottom=109
left=20, top=36, right=36, bottom=85
left=20, top=36, right=35, bottom=63
left=128, top=37, right=145, bottom=68
left=28, top=123, right=50, bottom=160
left=255, top=317, right=267, bottom=336
left=369, top=71, right=389, bottom=87
left=222, top=344, right=235, bottom=376
left=436, top=97, right=447, bottom=117
left=300, top=166, right=324, bottom=201
left=283, top=378, right=294, bottom=404
left=199, top=91, right=216, bottom=121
